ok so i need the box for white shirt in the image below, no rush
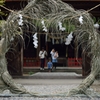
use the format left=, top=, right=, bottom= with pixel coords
left=39, top=50, right=47, bottom=59
left=50, top=51, right=58, bottom=60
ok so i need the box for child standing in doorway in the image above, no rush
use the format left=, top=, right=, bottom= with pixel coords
left=47, top=58, right=53, bottom=72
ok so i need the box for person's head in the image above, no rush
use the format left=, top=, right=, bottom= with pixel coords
left=42, top=47, right=44, bottom=51
left=52, top=48, right=55, bottom=52
left=48, top=58, right=51, bottom=62
left=56, top=51, right=58, bottom=53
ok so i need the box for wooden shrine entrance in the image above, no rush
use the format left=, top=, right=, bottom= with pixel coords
left=5, top=33, right=91, bottom=77
left=23, top=34, right=82, bottom=68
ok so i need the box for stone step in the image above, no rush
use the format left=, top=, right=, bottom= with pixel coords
left=23, top=67, right=82, bottom=75
left=13, top=72, right=83, bottom=79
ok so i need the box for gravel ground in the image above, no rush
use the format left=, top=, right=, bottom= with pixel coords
left=0, top=97, right=100, bottom=100
left=0, top=85, right=100, bottom=100
left=0, top=72, right=100, bottom=99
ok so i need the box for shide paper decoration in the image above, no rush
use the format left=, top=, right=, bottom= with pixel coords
left=65, top=32, right=73, bottom=45
left=41, top=20, right=48, bottom=32
left=79, top=16, right=83, bottom=25
left=58, top=21, right=66, bottom=31
left=33, top=32, right=38, bottom=48
left=18, top=14, right=23, bottom=26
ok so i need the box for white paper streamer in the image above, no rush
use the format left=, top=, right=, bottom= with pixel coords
left=58, top=21, right=66, bottom=31
left=41, top=20, right=48, bottom=32
left=33, top=32, right=38, bottom=48
left=18, top=14, right=23, bottom=26
left=94, top=23, right=99, bottom=29
left=79, top=16, right=83, bottom=25
left=65, top=32, right=73, bottom=45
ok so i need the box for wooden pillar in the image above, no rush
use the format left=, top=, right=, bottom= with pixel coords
left=20, top=45, right=23, bottom=76
left=74, top=38, right=78, bottom=58
left=82, top=52, right=91, bottom=76
left=37, top=33, right=40, bottom=58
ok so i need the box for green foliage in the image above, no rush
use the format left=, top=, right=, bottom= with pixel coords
left=28, top=71, right=34, bottom=75
left=93, top=16, right=96, bottom=23
left=32, top=19, right=43, bottom=31
left=93, top=16, right=100, bottom=24
left=97, top=17, right=100, bottom=24
left=0, top=0, right=5, bottom=4
left=32, top=18, right=76, bottom=34
left=0, top=0, right=6, bottom=16
left=63, top=21, right=75, bottom=33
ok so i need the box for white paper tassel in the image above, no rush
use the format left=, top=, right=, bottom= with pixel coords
left=65, top=32, right=73, bottom=45
left=33, top=32, right=38, bottom=48
left=10, top=37, right=14, bottom=42
left=33, top=32, right=38, bottom=39
left=94, top=23, right=99, bottom=29
left=33, top=40, right=38, bottom=48
left=79, top=16, right=83, bottom=25
left=18, top=19, right=23, bottom=26
left=18, top=14, right=23, bottom=26
left=19, top=14, right=22, bottom=19
left=58, top=21, right=66, bottom=31
left=41, top=20, right=48, bottom=32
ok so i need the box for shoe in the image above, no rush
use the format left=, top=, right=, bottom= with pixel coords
left=42, top=68, right=44, bottom=70
left=40, top=68, right=42, bottom=70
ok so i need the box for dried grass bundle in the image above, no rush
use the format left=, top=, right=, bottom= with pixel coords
left=0, top=0, right=100, bottom=97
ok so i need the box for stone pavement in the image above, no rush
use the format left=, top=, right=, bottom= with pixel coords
left=0, top=72, right=100, bottom=100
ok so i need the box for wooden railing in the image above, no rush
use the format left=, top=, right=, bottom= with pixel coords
left=23, top=57, right=39, bottom=67
left=23, top=57, right=82, bottom=67
left=68, top=58, right=82, bottom=67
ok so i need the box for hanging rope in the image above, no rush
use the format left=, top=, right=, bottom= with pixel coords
left=0, top=3, right=100, bottom=21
